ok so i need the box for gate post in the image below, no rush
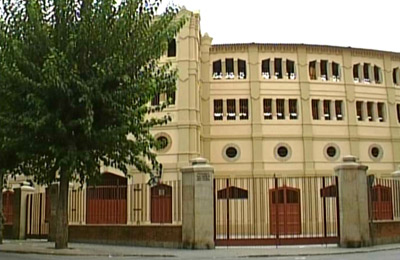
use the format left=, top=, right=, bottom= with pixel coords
left=334, top=155, right=371, bottom=247
left=180, top=157, right=214, bottom=249
left=12, top=182, right=35, bottom=239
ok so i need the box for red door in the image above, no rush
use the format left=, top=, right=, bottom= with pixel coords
left=151, top=184, right=172, bottom=223
left=372, top=185, right=393, bottom=220
left=270, top=186, right=301, bottom=235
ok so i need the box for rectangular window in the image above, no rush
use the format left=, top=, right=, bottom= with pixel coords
left=332, top=62, right=340, bottom=80
left=289, top=99, right=298, bottom=119
left=335, top=100, right=343, bottom=120
left=239, top=99, right=248, bottom=120
left=167, top=39, right=176, bottom=57
left=309, top=61, right=317, bottom=80
left=151, top=93, right=160, bottom=106
left=321, top=60, right=328, bottom=81
left=393, top=68, right=399, bottom=85
left=397, top=104, right=400, bottom=123
left=353, top=64, right=360, bottom=82
left=262, top=59, right=270, bottom=79
left=238, top=59, right=246, bottom=79
left=226, top=58, right=234, bottom=74
left=377, top=102, right=385, bottom=122
left=364, top=63, right=370, bottom=82
left=286, top=60, right=295, bottom=79
left=312, top=99, right=320, bottom=120
left=367, top=101, right=374, bottom=121
left=263, top=99, right=272, bottom=119
left=323, top=100, right=331, bottom=120
left=227, top=99, right=236, bottom=120
left=274, top=58, right=282, bottom=79
left=213, top=99, right=223, bottom=120
left=276, top=99, right=285, bottom=119
left=213, top=60, right=222, bottom=79
left=374, top=66, right=381, bottom=84
left=356, top=101, right=363, bottom=121
left=167, top=91, right=175, bottom=105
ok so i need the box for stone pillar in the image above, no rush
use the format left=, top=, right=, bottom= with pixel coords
left=334, top=155, right=371, bottom=247
left=181, top=157, right=214, bottom=249
left=12, top=183, right=35, bottom=239
left=48, top=183, right=59, bottom=242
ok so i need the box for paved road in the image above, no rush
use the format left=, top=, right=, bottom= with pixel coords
left=1, top=249, right=400, bottom=260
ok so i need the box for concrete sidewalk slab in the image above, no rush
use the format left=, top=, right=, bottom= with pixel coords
left=1, top=240, right=400, bottom=258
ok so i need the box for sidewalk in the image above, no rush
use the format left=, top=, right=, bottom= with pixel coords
left=1, top=239, right=400, bottom=258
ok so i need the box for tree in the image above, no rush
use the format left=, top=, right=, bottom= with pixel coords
left=0, top=0, right=185, bottom=249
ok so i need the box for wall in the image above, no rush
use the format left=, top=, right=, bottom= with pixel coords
left=68, top=225, right=182, bottom=248
left=371, top=221, right=400, bottom=245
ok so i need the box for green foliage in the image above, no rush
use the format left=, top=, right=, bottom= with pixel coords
left=0, top=0, right=185, bottom=184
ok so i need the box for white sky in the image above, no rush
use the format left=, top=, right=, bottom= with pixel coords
left=163, top=0, right=400, bottom=53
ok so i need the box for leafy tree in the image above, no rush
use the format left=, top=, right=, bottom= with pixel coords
left=0, top=0, right=184, bottom=249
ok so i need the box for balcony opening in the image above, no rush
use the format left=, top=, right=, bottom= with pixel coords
left=393, top=68, right=399, bottom=85
left=239, top=99, right=249, bottom=120
left=374, top=65, right=381, bottom=84
left=238, top=59, right=246, bottom=79
left=323, top=100, right=331, bottom=120
left=286, top=60, right=296, bottom=79
left=397, top=104, right=400, bottom=123
left=367, top=101, right=374, bottom=121
left=274, top=58, right=282, bottom=79
left=289, top=99, right=298, bottom=119
left=213, top=99, right=223, bottom=120
left=262, top=59, right=270, bottom=79
left=377, top=102, right=385, bottom=122
left=167, top=39, right=176, bottom=57
left=332, top=62, right=340, bottom=81
left=227, top=99, right=236, bottom=120
left=263, top=99, right=272, bottom=120
left=226, top=58, right=234, bottom=79
left=276, top=99, right=285, bottom=119
left=167, top=91, right=175, bottom=105
left=312, top=99, right=320, bottom=120
left=309, top=61, right=317, bottom=80
left=320, top=60, right=328, bottom=81
left=363, top=63, right=370, bottom=83
left=335, top=100, right=343, bottom=120
left=353, top=64, right=360, bottom=82
left=356, top=101, right=363, bottom=121
left=213, top=60, right=222, bottom=79
left=151, top=93, right=160, bottom=106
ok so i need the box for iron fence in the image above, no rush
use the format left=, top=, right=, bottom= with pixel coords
left=369, top=177, right=400, bottom=222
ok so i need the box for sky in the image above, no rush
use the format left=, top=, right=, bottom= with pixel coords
left=161, top=0, right=400, bottom=53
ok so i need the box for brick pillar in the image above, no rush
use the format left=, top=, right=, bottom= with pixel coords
left=334, top=155, right=371, bottom=247
left=180, top=157, right=214, bottom=249
left=12, top=183, right=35, bottom=239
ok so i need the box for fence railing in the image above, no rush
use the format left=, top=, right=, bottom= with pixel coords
left=369, top=177, right=400, bottom=222
left=214, top=176, right=339, bottom=245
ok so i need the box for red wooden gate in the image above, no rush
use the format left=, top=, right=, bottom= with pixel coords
left=151, top=184, right=172, bottom=223
left=2, top=191, right=14, bottom=225
left=372, top=185, right=393, bottom=220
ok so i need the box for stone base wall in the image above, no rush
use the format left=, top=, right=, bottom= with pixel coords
left=68, top=225, right=182, bottom=248
left=371, top=221, right=400, bottom=245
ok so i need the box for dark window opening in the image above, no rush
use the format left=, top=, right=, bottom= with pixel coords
left=374, top=66, right=381, bottom=84
left=213, top=60, right=222, bottom=79
left=276, top=99, right=285, bottom=119
left=371, top=147, right=380, bottom=158
left=227, top=99, right=236, bottom=120
left=397, top=104, right=400, bottom=123
left=320, top=60, right=328, bottom=81
left=377, top=102, right=385, bottom=122
left=151, top=93, right=160, bottom=106
left=274, top=58, right=282, bottom=79
left=213, top=99, right=223, bottom=120
left=323, top=100, right=331, bottom=120
left=226, top=58, right=234, bottom=79
left=309, top=61, right=317, bottom=80
left=286, top=60, right=295, bottom=79
left=289, top=99, right=298, bottom=119
left=367, top=101, right=374, bottom=121
left=353, top=64, right=360, bottom=82
left=167, top=91, right=175, bottom=105
left=312, top=99, right=320, bottom=120
left=326, top=146, right=337, bottom=158
left=264, top=99, right=272, bottom=119
left=262, top=59, right=270, bottom=79
left=332, top=62, right=340, bottom=81
left=335, top=100, right=343, bottom=120
left=277, top=146, right=288, bottom=158
left=218, top=186, right=248, bottom=199
left=238, top=59, right=246, bottom=79
left=364, top=63, right=370, bottom=82
left=225, top=147, right=238, bottom=159
left=167, top=39, right=176, bottom=57
left=156, top=136, right=169, bottom=150
left=356, top=101, right=363, bottom=121
left=393, top=68, right=399, bottom=85
left=239, top=99, right=248, bottom=120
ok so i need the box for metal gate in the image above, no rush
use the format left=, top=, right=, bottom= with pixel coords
left=214, top=176, right=340, bottom=246
left=26, top=192, right=48, bottom=239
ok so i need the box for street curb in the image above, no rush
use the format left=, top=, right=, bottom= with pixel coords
left=0, top=249, right=176, bottom=257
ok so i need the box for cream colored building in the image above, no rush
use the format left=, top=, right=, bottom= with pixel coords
left=138, top=8, right=400, bottom=184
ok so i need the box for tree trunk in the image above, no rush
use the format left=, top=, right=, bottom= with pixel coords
left=55, top=170, right=69, bottom=249
left=0, top=171, right=4, bottom=244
